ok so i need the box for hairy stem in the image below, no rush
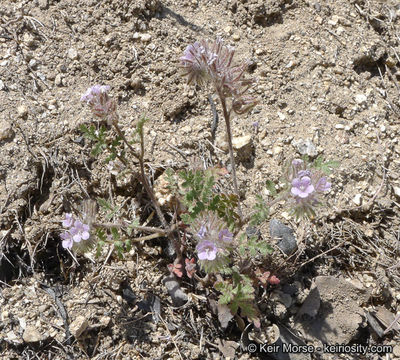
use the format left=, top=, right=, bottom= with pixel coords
left=217, top=91, right=243, bottom=221
left=139, top=128, right=168, bottom=228
left=113, top=123, right=168, bottom=229
left=114, top=123, right=140, bottom=160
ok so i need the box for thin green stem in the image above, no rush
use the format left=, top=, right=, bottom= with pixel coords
left=113, top=122, right=168, bottom=229
left=217, top=91, right=243, bottom=221
left=139, top=128, right=168, bottom=228
left=113, top=124, right=140, bottom=160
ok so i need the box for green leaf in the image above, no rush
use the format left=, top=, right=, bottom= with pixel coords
left=111, top=227, right=120, bottom=240
left=97, top=198, right=113, bottom=211
left=265, top=180, right=277, bottom=197
left=312, top=156, right=340, bottom=175
left=250, top=195, right=269, bottom=226
left=135, top=115, right=148, bottom=136
left=125, top=239, right=132, bottom=253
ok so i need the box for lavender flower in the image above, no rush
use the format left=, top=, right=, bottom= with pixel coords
left=291, top=176, right=315, bottom=199
left=218, top=229, right=233, bottom=243
left=62, top=213, right=74, bottom=228
left=315, top=176, right=331, bottom=192
left=196, top=240, right=218, bottom=261
left=60, top=231, right=75, bottom=250
left=81, top=84, right=117, bottom=125
left=72, top=220, right=90, bottom=242
left=180, top=42, right=209, bottom=85
left=287, top=158, right=332, bottom=218
left=60, top=213, right=90, bottom=250
left=197, top=225, right=207, bottom=238
left=192, top=211, right=233, bottom=273
left=180, top=38, right=257, bottom=115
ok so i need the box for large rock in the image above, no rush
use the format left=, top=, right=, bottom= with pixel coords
left=295, top=276, right=371, bottom=345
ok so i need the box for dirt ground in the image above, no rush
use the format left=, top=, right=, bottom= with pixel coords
left=1, top=0, right=400, bottom=359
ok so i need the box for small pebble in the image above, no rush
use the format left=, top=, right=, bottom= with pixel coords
left=277, top=111, right=286, bottom=121
left=355, top=94, right=367, bottom=105
left=232, top=33, right=240, bottom=41
left=353, top=194, right=362, bottom=206
left=69, top=316, right=88, bottom=338
left=140, top=33, right=152, bottom=42
left=67, top=48, right=78, bottom=60
left=55, top=74, right=63, bottom=86
left=393, top=186, right=400, bottom=198
left=17, top=105, right=28, bottom=118
left=0, top=120, right=14, bottom=141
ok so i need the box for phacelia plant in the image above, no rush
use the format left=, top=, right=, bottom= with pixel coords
left=60, top=213, right=90, bottom=250
left=59, top=51, right=337, bottom=333
left=284, top=157, right=335, bottom=219
left=180, top=38, right=258, bottom=220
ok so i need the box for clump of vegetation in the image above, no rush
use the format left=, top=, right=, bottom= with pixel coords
left=61, top=39, right=335, bottom=329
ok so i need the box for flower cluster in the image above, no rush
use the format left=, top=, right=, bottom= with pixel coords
left=288, top=159, right=331, bottom=218
left=193, top=212, right=233, bottom=273
left=81, top=85, right=117, bottom=125
left=180, top=38, right=257, bottom=114
left=60, top=213, right=90, bottom=250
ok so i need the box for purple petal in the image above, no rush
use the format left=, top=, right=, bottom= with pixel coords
left=291, top=187, right=302, bottom=196
left=60, top=231, right=70, bottom=240
left=74, top=220, right=83, bottom=230
left=298, top=170, right=311, bottom=178
left=292, top=177, right=301, bottom=188
left=62, top=238, right=73, bottom=249
left=316, top=177, right=331, bottom=192
left=305, top=184, right=315, bottom=194
left=206, top=251, right=217, bottom=261
left=198, top=252, right=208, bottom=260
left=197, top=225, right=207, bottom=238
left=219, top=229, right=233, bottom=243
left=62, top=213, right=74, bottom=228
left=299, top=176, right=312, bottom=186
left=81, top=231, right=90, bottom=240
left=73, top=234, right=82, bottom=243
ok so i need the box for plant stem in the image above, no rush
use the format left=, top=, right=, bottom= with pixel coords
left=113, top=124, right=140, bottom=160
left=113, top=123, right=168, bottom=229
left=217, top=91, right=243, bottom=221
left=139, top=128, right=168, bottom=228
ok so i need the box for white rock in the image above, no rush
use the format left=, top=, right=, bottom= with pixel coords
left=232, top=33, right=240, bottom=41
left=355, top=94, right=367, bottom=105
left=393, top=186, right=400, bottom=198
left=352, top=194, right=362, bottom=206
left=0, top=79, right=5, bottom=90
left=232, top=134, right=252, bottom=151
left=55, top=74, right=63, bottom=86
left=328, top=15, right=339, bottom=26
left=335, top=124, right=345, bottom=129
left=67, top=48, right=78, bottom=60
left=23, top=325, right=46, bottom=343
left=0, top=120, right=14, bottom=141
left=69, top=315, right=88, bottom=338
left=140, top=33, right=152, bottom=42
left=6, top=330, right=23, bottom=345
left=17, top=105, right=28, bottom=118
left=277, top=111, right=286, bottom=121
left=38, top=0, right=48, bottom=9
left=273, top=145, right=282, bottom=155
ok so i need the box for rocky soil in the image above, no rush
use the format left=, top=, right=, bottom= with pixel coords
left=1, top=0, right=400, bottom=359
